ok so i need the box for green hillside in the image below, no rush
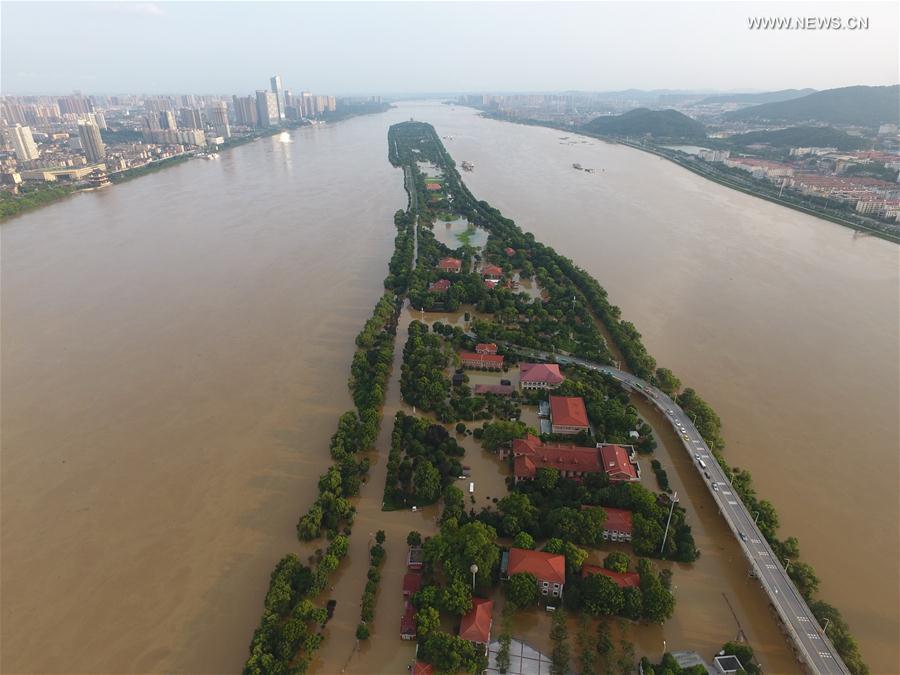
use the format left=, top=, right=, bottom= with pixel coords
left=583, top=108, right=706, bottom=140
left=722, top=126, right=871, bottom=151
left=724, top=85, right=899, bottom=126
left=699, top=89, right=815, bottom=105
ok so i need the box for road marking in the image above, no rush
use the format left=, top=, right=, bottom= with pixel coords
left=818, top=652, right=833, bottom=659
left=766, top=564, right=776, bottom=569
left=723, top=491, right=733, bottom=495
left=751, top=538, right=761, bottom=544
left=808, top=633, right=821, bottom=640
left=759, top=551, right=769, bottom=556
left=728, top=500, right=738, bottom=505
left=798, top=616, right=810, bottom=622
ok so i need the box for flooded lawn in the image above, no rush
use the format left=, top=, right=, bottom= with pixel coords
left=431, top=217, right=489, bottom=249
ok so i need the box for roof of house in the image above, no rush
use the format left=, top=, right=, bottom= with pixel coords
left=481, top=263, right=503, bottom=276
left=504, top=247, right=516, bottom=256
left=582, top=565, right=641, bottom=588
left=512, top=435, right=601, bottom=479
left=602, top=507, right=633, bottom=534
left=400, top=601, right=417, bottom=635
left=475, top=342, right=498, bottom=354
left=460, top=352, right=504, bottom=365
left=412, top=663, right=435, bottom=675
left=519, top=362, right=564, bottom=385
left=425, top=183, right=442, bottom=191
left=458, top=597, right=493, bottom=644
left=429, top=279, right=451, bottom=292
left=474, top=384, right=515, bottom=396
left=438, top=257, right=462, bottom=270
left=550, top=396, right=589, bottom=428
left=507, top=547, right=566, bottom=585
left=483, top=279, right=500, bottom=289
left=403, top=572, right=423, bottom=596
left=598, top=444, right=638, bottom=480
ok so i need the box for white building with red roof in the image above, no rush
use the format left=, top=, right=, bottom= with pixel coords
left=459, top=597, right=493, bottom=651
left=598, top=443, right=641, bottom=483
left=549, top=395, right=590, bottom=434
left=519, top=363, right=565, bottom=390
left=475, top=342, right=498, bottom=354
left=481, top=263, right=503, bottom=280
left=438, top=257, right=462, bottom=274
left=601, top=507, right=633, bottom=542
left=460, top=352, right=504, bottom=371
left=429, top=279, right=451, bottom=293
left=505, top=547, right=566, bottom=598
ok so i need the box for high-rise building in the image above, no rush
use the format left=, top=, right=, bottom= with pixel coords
left=206, top=101, right=231, bottom=139
left=7, top=124, right=40, bottom=161
left=270, top=75, right=285, bottom=120
left=255, top=90, right=279, bottom=128
left=77, top=120, right=106, bottom=163
left=91, top=111, right=108, bottom=130
left=159, top=110, right=177, bottom=130
left=300, top=91, right=313, bottom=117
left=180, top=108, right=203, bottom=129
left=233, top=95, right=258, bottom=127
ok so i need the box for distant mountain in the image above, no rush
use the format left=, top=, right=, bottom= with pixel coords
left=724, top=85, right=899, bottom=126
left=583, top=108, right=706, bottom=140
left=722, top=126, right=871, bottom=151
left=699, top=89, right=816, bottom=106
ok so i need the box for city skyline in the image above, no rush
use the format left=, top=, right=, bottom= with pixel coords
left=2, top=2, right=897, bottom=95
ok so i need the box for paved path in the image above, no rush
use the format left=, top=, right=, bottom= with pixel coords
left=498, top=343, right=850, bottom=675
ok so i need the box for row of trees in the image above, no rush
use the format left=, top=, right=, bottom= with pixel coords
left=399, top=320, right=450, bottom=412
left=355, top=531, right=386, bottom=641
left=243, top=535, right=349, bottom=675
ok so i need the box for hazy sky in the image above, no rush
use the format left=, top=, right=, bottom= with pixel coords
left=2, top=1, right=897, bottom=95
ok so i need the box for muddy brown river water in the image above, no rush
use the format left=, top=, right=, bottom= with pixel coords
left=2, top=101, right=897, bottom=674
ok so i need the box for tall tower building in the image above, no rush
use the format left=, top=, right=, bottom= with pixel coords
left=180, top=108, right=203, bottom=129
left=255, top=90, right=278, bottom=128
left=159, top=110, right=177, bottom=130
left=270, top=75, right=285, bottom=120
left=206, top=101, right=231, bottom=139
left=8, top=124, right=40, bottom=161
left=78, top=120, right=106, bottom=163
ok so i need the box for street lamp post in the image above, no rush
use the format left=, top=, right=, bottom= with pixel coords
left=823, top=618, right=831, bottom=634
left=753, top=511, right=760, bottom=524
left=470, top=563, right=478, bottom=591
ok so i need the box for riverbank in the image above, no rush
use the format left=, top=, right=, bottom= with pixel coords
left=474, top=109, right=900, bottom=245
left=0, top=107, right=395, bottom=224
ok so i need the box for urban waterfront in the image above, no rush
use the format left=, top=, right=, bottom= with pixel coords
left=2, top=101, right=897, bottom=673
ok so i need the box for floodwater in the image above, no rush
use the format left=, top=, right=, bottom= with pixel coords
left=2, top=101, right=897, bottom=674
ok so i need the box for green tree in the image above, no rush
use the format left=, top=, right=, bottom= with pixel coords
left=582, top=573, right=625, bottom=616
left=416, top=606, right=440, bottom=638
left=654, top=368, right=681, bottom=396
left=407, top=530, right=422, bottom=547
left=505, top=572, right=540, bottom=609
left=480, top=420, right=528, bottom=451
left=498, top=492, right=538, bottom=536
left=512, top=531, right=536, bottom=549
left=603, top=552, right=630, bottom=574
left=577, top=614, right=598, bottom=675
left=536, top=467, right=560, bottom=491
left=355, top=623, right=370, bottom=640
left=441, top=578, right=473, bottom=615
left=413, top=459, right=442, bottom=504
left=441, top=485, right=465, bottom=523
left=788, top=560, right=820, bottom=598
left=638, top=559, right=675, bottom=623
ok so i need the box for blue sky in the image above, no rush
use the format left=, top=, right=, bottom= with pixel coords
left=2, top=1, right=897, bottom=95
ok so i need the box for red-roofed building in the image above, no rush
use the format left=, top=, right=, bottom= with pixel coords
left=506, top=547, right=566, bottom=598
left=438, top=257, right=462, bottom=274
left=519, top=363, right=565, bottom=390
left=504, top=247, right=516, bottom=257
left=601, top=507, right=634, bottom=542
left=407, top=546, right=424, bottom=570
left=549, top=396, right=590, bottom=434
left=426, top=182, right=442, bottom=191
left=481, top=263, right=503, bottom=280
left=458, top=597, right=493, bottom=650
left=512, top=435, right=602, bottom=483
left=598, top=444, right=641, bottom=483
left=412, top=663, right=434, bottom=675
left=460, top=352, right=504, bottom=371
left=582, top=564, right=640, bottom=589
left=483, top=278, right=500, bottom=290
left=429, top=279, right=451, bottom=293
left=403, top=572, right=423, bottom=598
left=474, top=384, right=515, bottom=396
left=475, top=343, right=498, bottom=354
left=400, top=601, right=417, bottom=639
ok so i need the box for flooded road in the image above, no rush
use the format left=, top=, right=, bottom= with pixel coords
left=2, top=101, right=897, bottom=673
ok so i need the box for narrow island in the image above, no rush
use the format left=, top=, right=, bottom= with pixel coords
left=240, top=122, right=867, bottom=675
